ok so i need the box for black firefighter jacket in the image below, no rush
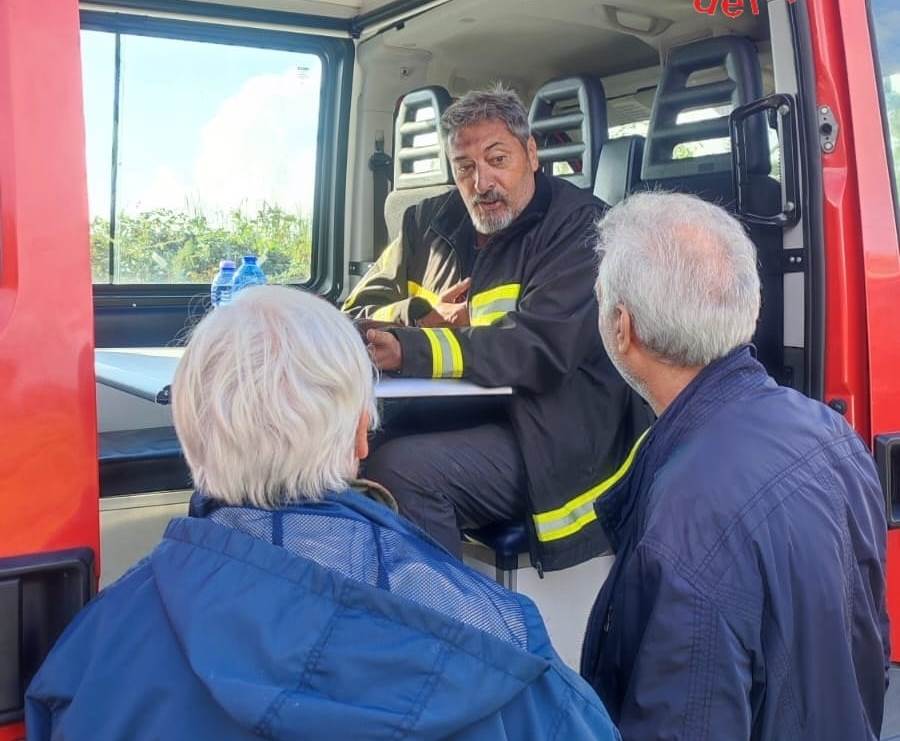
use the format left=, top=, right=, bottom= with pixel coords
left=343, top=172, right=652, bottom=571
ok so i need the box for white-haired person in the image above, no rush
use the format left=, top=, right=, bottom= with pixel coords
left=26, top=285, right=619, bottom=741
left=580, top=192, right=888, bottom=741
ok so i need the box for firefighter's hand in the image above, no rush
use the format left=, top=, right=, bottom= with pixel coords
left=417, top=278, right=471, bottom=328
left=366, top=329, right=402, bottom=371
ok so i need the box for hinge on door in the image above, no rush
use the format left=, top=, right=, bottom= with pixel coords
left=817, top=104, right=839, bottom=154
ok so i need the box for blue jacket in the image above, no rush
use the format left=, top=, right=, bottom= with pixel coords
left=581, top=347, right=889, bottom=740
left=26, top=490, right=618, bottom=740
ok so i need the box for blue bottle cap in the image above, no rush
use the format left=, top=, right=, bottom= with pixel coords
left=220, top=259, right=236, bottom=270
left=242, top=255, right=257, bottom=264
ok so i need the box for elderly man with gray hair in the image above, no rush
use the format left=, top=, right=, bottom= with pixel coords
left=26, top=286, right=620, bottom=741
left=580, top=192, right=889, bottom=741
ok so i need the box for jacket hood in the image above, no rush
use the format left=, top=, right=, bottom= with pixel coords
left=150, top=515, right=550, bottom=739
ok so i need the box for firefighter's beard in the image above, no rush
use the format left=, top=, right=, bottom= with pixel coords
left=599, top=314, right=655, bottom=409
left=469, top=189, right=518, bottom=235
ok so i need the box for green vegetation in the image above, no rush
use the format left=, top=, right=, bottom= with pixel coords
left=888, top=87, right=900, bottom=191
left=91, top=204, right=312, bottom=284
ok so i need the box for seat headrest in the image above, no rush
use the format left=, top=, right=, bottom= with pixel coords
left=594, top=136, right=644, bottom=207
left=393, top=86, right=453, bottom=191
left=529, top=76, right=607, bottom=189
left=642, top=36, right=767, bottom=181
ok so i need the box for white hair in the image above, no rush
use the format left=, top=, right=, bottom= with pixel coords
left=595, top=191, right=761, bottom=367
left=172, top=285, right=378, bottom=508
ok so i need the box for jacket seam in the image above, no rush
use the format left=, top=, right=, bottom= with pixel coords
left=690, top=432, right=863, bottom=580
left=640, top=540, right=730, bottom=740
left=253, top=582, right=347, bottom=737
left=393, top=625, right=456, bottom=740
left=164, top=531, right=535, bottom=681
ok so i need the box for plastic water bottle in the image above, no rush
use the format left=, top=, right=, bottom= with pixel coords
left=210, top=259, right=236, bottom=307
left=232, top=255, right=267, bottom=297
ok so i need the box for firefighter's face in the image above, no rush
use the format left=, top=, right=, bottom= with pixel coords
left=449, top=119, right=539, bottom=235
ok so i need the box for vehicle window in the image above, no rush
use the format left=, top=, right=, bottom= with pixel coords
left=607, top=120, right=650, bottom=139
left=871, top=0, right=900, bottom=214
left=81, top=29, right=322, bottom=285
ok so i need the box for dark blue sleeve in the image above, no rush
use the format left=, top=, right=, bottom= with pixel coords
left=615, top=542, right=753, bottom=740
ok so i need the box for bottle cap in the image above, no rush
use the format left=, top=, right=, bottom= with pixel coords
left=220, top=259, right=236, bottom=270
left=243, top=255, right=257, bottom=263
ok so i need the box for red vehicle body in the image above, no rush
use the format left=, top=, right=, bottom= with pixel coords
left=0, top=0, right=898, bottom=737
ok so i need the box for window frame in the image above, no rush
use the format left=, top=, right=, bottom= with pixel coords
left=866, top=0, right=900, bottom=236
left=80, top=10, right=354, bottom=306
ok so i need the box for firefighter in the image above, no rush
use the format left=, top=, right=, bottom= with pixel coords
left=345, top=85, right=651, bottom=571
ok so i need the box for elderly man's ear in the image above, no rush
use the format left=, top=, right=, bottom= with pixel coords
left=355, top=412, right=370, bottom=461
left=612, top=304, right=635, bottom=356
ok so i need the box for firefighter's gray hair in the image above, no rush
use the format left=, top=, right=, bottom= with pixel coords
left=440, top=83, right=531, bottom=148
left=595, top=192, right=761, bottom=368
left=172, top=285, right=378, bottom=508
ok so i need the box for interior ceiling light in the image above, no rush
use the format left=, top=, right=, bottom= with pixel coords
left=601, top=5, right=672, bottom=36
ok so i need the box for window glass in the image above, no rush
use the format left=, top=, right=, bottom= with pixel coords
left=81, top=31, right=116, bottom=283
left=871, top=0, right=900, bottom=213
left=81, top=29, right=322, bottom=285
left=607, top=120, right=649, bottom=139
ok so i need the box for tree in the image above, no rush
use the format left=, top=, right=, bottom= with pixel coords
left=90, top=204, right=313, bottom=285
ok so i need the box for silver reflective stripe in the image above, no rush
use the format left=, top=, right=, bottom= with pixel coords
left=471, top=296, right=517, bottom=326
left=533, top=499, right=596, bottom=539
left=434, top=329, right=454, bottom=377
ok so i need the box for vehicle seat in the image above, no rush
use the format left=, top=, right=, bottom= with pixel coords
left=463, top=521, right=529, bottom=589
left=528, top=76, right=607, bottom=190
left=99, top=427, right=191, bottom=497
left=384, top=86, right=455, bottom=243
left=639, top=36, right=785, bottom=381
left=593, top=135, right=644, bottom=206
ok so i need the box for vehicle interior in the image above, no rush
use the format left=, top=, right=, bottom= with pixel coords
left=90, top=0, right=819, bottom=666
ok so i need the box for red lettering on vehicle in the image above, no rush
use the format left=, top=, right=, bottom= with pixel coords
left=693, top=0, right=793, bottom=18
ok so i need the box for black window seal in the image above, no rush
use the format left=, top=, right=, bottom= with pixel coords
left=81, top=10, right=354, bottom=304
left=787, top=0, right=825, bottom=402
left=83, top=0, right=351, bottom=32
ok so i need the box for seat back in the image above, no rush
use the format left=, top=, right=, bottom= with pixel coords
left=528, top=76, right=607, bottom=190
left=640, top=36, right=787, bottom=383
left=642, top=35, right=767, bottom=187
left=384, top=86, right=455, bottom=243
left=593, top=135, right=644, bottom=206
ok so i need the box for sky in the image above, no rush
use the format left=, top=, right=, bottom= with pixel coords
left=80, top=30, right=322, bottom=223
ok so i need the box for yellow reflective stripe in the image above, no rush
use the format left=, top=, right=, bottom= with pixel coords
left=420, top=328, right=463, bottom=378
left=471, top=283, right=520, bottom=311
left=533, top=429, right=650, bottom=542
left=422, top=328, right=444, bottom=378
left=408, top=281, right=439, bottom=307
left=470, top=310, right=511, bottom=327
left=537, top=509, right=599, bottom=543
left=371, top=304, right=397, bottom=321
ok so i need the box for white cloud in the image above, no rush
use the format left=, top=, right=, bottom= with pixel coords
left=127, top=65, right=321, bottom=220
left=132, top=165, right=191, bottom=213
left=192, top=65, right=321, bottom=220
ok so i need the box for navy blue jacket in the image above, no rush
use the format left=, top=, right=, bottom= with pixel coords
left=581, top=347, right=889, bottom=740
left=26, top=490, right=618, bottom=740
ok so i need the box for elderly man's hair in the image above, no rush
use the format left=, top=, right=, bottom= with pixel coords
left=172, top=285, right=378, bottom=509
left=440, top=83, right=531, bottom=148
left=595, top=192, right=761, bottom=368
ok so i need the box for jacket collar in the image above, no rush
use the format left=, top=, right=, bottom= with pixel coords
left=189, top=487, right=455, bottom=554
left=430, top=171, right=552, bottom=251
left=595, top=345, right=769, bottom=549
